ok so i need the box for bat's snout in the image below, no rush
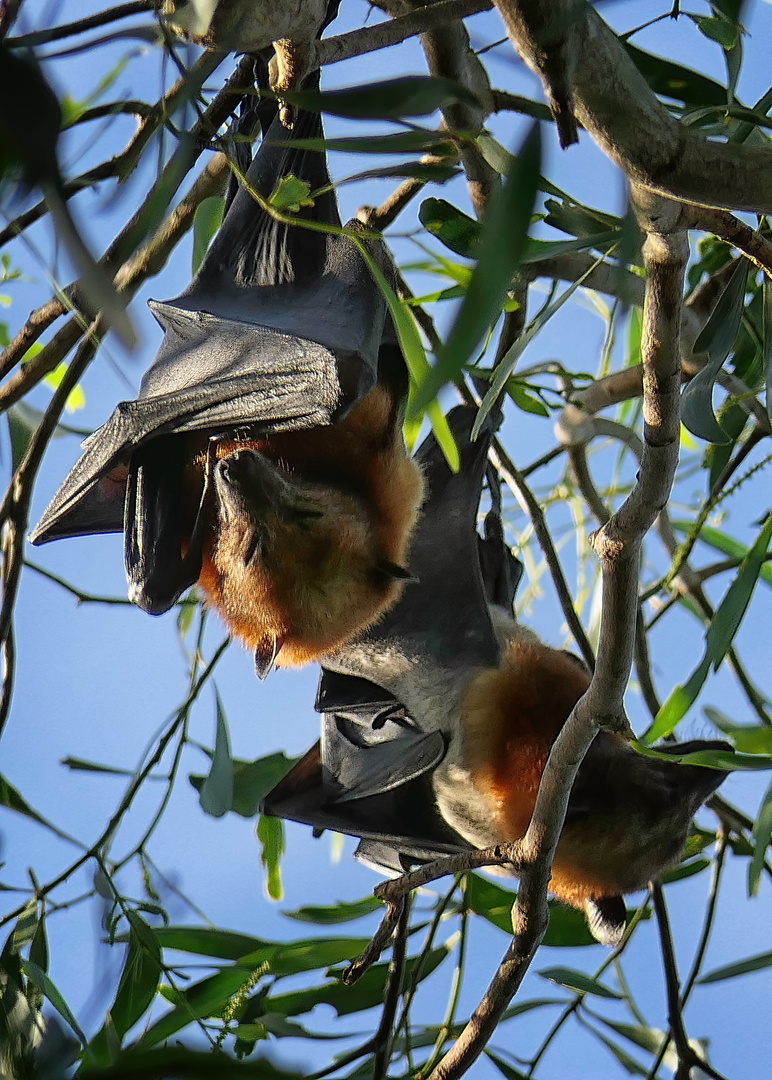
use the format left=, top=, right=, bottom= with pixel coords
left=214, top=449, right=285, bottom=520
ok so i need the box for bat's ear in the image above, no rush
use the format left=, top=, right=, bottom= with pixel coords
left=478, top=461, right=524, bottom=612
left=584, top=896, right=627, bottom=947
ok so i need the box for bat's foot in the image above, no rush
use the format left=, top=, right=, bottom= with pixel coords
left=269, top=38, right=313, bottom=128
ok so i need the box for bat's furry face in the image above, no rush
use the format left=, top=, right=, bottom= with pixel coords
left=195, top=386, right=425, bottom=673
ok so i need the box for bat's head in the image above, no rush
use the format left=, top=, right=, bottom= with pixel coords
left=198, top=437, right=420, bottom=678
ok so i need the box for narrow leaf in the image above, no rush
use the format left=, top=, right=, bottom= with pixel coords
left=645, top=513, right=772, bottom=741
left=749, top=775, right=772, bottom=896
left=257, top=814, right=284, bottom=901
left=21, top=959, right=88, bottom=1047
left=681, top=260, right=749, bottom=443
left=537, top=966, right=623, bottom=999
left=698, top=949, right=772, bottom=984
left=410, top=123, right=542, bottom=416
left=282, top=897, right=382, bottom=925
left=0, top=773, right=81, bottom=845
left=191, top=195, right=224, bottom=274
left=352, top=236, right=458, bottom=469
left=199, top=693, right=233, bottom=817
left=625, top=44, right=728, bottom=105
left=276, top=76, right=479, bottom=120
left=107, top=911, right=162, bottom=1041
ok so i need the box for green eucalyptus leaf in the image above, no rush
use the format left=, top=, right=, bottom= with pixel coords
left=682, top=260, right=749, bottom=443
left=277, top=76, right=479, bottom=120
left=537, top=966, right=623, bottom=999
left=191, top=195, right=224, bottom=274
left=257, top=814, right=284, bottom=901
left=411, top=122, right=542, bottom=416
left=21, top=959, right=88, bottom=1047
left=625, top=44, right=727, bottom=106
left=282, top=896, right=382, bottom=925
left=749, top=775, right=772, bottom=896
left=198, top=694, right=233, bottom=818
left=698, top=949, right=772, bottom=984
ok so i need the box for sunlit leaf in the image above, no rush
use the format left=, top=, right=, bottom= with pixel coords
left=191, top=195, right=224, bottom=274
left=257, top=814, right=284, bottom=901
left=268, top=174, right=313, bottom=213
left=352, top=236, right=458, bottom=468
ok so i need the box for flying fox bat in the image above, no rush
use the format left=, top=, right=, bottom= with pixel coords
left=263, top=404, right=731, bottom=945
left=30, top=92, right=423, bottom=677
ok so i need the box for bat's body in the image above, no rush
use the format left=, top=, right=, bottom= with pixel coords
left=31, top=90, right=423, bottom=675
left=264, top=405, right=731, bottom=943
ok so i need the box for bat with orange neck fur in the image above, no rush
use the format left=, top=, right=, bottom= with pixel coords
left=30, top=79, right=423, bottom=678
left=263, top=405, right=731, bottom=944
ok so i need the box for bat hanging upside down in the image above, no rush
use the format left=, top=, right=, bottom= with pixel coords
left=31, top=83, right=423, bottom=677
left=263, top=405, right=732, bottom=944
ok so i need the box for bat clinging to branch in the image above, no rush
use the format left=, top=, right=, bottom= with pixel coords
left=263, top=405, right=731, bottom=944
left=31, top=92, right=423, bottom=677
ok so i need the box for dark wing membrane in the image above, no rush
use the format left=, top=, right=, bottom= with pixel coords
left=355, top=404, right=505, bottom=669
left=31, top=328, right=341, bottom=542
left=261, top=703, right=470, bottom=866
left=31, top=100, right=397, bottom=546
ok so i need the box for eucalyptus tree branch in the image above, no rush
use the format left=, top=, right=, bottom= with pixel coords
left=418, top=17, right=498, bottom=217
left=316, top=0, right=493, bottom=67
left=651, top=883, right=729, bottom=1080
left=489, top=444, right=596, bottom=669
left=682, top=205, right=772, bottom=280
left=492, top=88, right=555, bottom=124
left=493, top=0, right=772, bottom=213
left=524, top=252, right=644, bottom=306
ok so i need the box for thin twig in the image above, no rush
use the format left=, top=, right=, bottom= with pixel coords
left=651, top=883, right=729, bottom=1080
left=7, top=1, right=156, bottom=48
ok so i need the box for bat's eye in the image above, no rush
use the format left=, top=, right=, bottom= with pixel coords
left=242, top=529, right=262, bottom=566
left=286, top=504, right=324, bottom=526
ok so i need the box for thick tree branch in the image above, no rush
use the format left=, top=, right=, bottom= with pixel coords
left=424, top=189, right=688, bottom=1080
left=493, top=0, right=772, bottom=212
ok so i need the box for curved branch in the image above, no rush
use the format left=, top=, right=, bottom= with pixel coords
left=493, top=0, right=772, bottom=213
